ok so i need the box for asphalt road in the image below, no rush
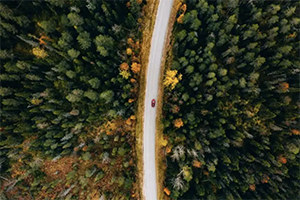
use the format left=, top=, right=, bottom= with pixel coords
left=143, top=0, right=174, bottom=200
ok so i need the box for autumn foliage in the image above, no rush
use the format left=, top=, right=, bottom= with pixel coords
left=131, top=62, right=141, bottom=74
left=291, top=129, right=300, bottom=135
left=164, top=187, right=171, bottom=196
left=126, top=48, right=133, bottom=55
left=1, top=1, right=144, bottom=199
left=173, top=118, right=183, bottom=128
left=278, top=155, right=287, bottom=164
left=163, top=1, right=300, bottom=199
left=120, top=63, right=129, bottom=71
left=192, top=160, right=202, bottom=168
left=249, top=184, right=256, bottom=191
left=32, top=47, right=47, bottom=58
left=176, top=4, right=187, bottom=24
left=120, top=70, right=131, bottom=79
left=278, top=82, right=289, bottom=92
left=164, top=70, right=182, bottom=90
left=177, top=14, right=184, bottom=24
left=261, top=175, right=270, bottom=184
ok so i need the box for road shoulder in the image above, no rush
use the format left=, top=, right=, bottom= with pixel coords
left=135, top=1, right=160, bottom=199
left=155, top=0, right=182, bottom=199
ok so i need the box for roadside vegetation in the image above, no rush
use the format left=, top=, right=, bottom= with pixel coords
left=0, top=0, right=145, bottom=199
left=162, top=0, right=300, bottom=199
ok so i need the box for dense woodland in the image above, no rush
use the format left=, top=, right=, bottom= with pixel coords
left=163, top=0, right=300, bottom=199
left=0, top=0, right=144, bottom=199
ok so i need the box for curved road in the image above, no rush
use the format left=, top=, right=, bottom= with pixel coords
left=143, top=0, right=174, bottom=200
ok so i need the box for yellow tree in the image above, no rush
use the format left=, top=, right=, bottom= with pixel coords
left=176, top=4, right=187, bottom=24
left=159, top=137, right=168, bottom=147
left=120, top=70, right=130, bottom=79
left=126, top=48, right=132, bottom=55
left=31, top=98, right=43, bottom=105
left=177, top=14, right=184, bottom=24
left=164, top=70, right=182, bottom=90
left=181, top=4, right=187, bottom=13
left=128, top=98, right=135, bottom=103
left=32, top=47, right=47, bottom=58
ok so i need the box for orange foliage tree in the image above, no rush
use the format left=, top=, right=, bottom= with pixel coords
left=192, top=160, right=202, bottom=168
left=127, top=37, right=135, bottom=47
left=164, top=187, right=171, bottom=196
left=173, top=118, right=184, bottom=128
left=120, top=63, right=129, bottom=71
left=131, top=62, right=141, bottom=74
left=278, top=82, right=289, bottom=92
left=278, top=155, right=287, bottom=164
left=291, top=129, right=300, bottom=135
left=249, top=184, right=256, bottom=191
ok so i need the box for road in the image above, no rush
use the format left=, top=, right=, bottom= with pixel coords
left=143, top=0, right=174, bottom=200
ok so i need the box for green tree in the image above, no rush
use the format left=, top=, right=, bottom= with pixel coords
left=185, top=65, right=194, bottom=74
left=66, top=89, right=83, bottom=102
left=99, top=90, right=114, bottom=103
left=94, top=35, right=114, bottom=57
left=84, top=90, right=98, bottom=101
left=67, top=13, right=84, bottom=26
left=67, top=49, right=80, bottom=59
left=58, top=32, right=73, bottom=50
left=77, top=31, right=91, bottom=50
left=88, top=78, right=100, bottom=89
left=45, top=0, right=64, bottom=7
left=40, top=20, right=56, bottom=33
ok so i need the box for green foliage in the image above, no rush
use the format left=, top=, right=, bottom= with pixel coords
left=117, top=147, right=127, bottom=156
left=77, top=31, right=91, bottom=50
left=45, top=0, right=64, bottom=7
left=94, top=34, right=114, bottom=57
left=99, top=90, right=114, bottom=103
left=218, top=68, right=227, bottom=77
left=94, top=172, right=104, bottom=182
left=66, top=89, right=83, bottom=102
left=40, top=20, right=56, bottom=33
left=88, top=78, right=100, bottom=89
left=84, top=90, right=98, bottom=101
left=67, top=48, right=80, bottom=59
left=58, top=32, right=73, bottom=50
left=82, top=152, right=91, bottom=161
left=67, top=12, right=84, bottom=26
left=164, top=1, right=300, bottom=199
left=66, top=70, right=76, bottom=79
left=1, top=1, right=143, bottom=198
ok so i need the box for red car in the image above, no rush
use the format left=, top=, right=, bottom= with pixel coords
left=151, top=99, right=156, bottom=107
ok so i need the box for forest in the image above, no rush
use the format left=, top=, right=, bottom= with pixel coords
left=0, top=0, right=144, bottom=199
left=163, top=0, right=300, bottom=199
